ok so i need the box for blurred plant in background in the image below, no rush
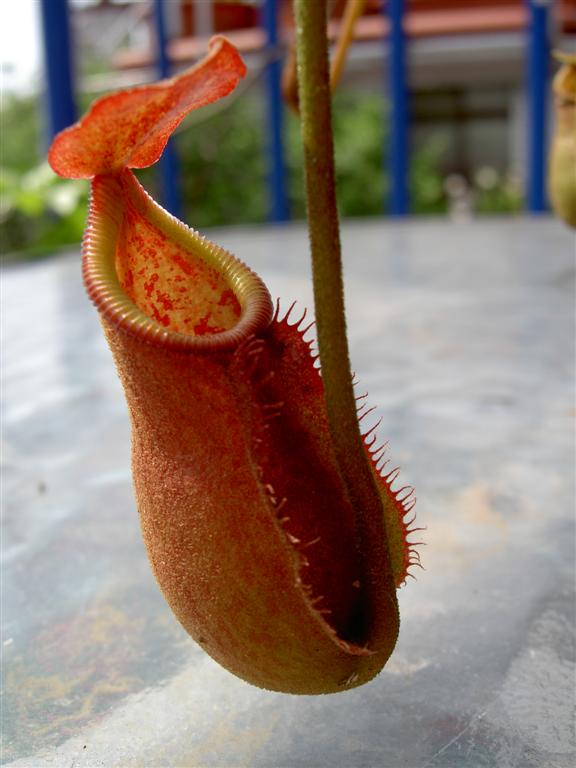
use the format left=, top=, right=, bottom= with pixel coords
left=0, top=93, right=86, bottom=259
left=1, top=87, right=522, bottom=260
left=1, top=162, right=88, bottom=258
left=176, top=94, right=268, bottom=226
left=474, top=166, right=523, bottom=214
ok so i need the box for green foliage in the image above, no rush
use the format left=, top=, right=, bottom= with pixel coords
left=473, top=166, right=522, bottom=213
left=1, top=94, right=42, bottom=174
left=287, top=92, right=386, bottom=218
left=333, top=92, right=387, bottom=217
left=411, top=136, right=449, bottom=214
left=288, top=92, right=449, bottom=217
left=1, top=163, right=88, bottom=259
left=0, top=94, right=88, bottom=259
left=1, top=86, right=521, bottom=259
left=177, top=95, right=267, bottom=226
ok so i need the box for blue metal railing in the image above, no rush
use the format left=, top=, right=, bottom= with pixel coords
left=40, top=0, right=553, bottom=219
left=262, top=0, right=289, bottom=222
left=526, top=0, right=551, bottom=213
left=387, top=0, right=409, bottom=216
left=39, top=0, right=76, bottom=142
left=153, top=0, right=182, bottom=217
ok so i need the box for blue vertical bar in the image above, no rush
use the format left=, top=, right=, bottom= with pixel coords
left=153, top=0, right=181, bottom=218
left=262, top=0, right=289, bottom=222
left=526, top=0, right=550, bottom=212
left=39, top=0, right=76, bottom=144
left=387, top=0, right=409, bottom=215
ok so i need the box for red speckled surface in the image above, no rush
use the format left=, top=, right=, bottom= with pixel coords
left=115, top=182, right=241, bottom=334
left=48, top=37, right=246, bottom=179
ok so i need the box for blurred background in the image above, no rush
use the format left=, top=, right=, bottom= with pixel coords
left=1, top=0, right=575, bottom=260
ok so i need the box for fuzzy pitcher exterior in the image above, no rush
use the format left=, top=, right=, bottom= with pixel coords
left=49, top=37, right=420, bottom=694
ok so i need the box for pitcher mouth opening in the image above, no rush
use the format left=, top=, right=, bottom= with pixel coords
left=82, top=169, right=273, bottom=352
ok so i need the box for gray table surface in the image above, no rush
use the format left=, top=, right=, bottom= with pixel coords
left=2, top=215, right=575, bottom=768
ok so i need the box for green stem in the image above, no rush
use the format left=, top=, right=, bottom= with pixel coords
left=294, top=0, right=397, bottom=622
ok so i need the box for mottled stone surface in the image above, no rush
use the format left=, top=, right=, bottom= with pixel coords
left=2, top=216, right=574, bottom=767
